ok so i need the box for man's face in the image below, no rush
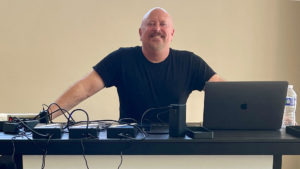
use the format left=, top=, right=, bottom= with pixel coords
left=139, top=9, right=174, bottom=51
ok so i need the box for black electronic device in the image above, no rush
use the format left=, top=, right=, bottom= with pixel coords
left=1, top=119, right=38, bottom=133
left=39, top=110, right=49, bottom=123
left=169, top=104, right=186, bottom=137
left=286, top=126, right=300, bottom=138
left=69, top=123, right=99, bottom=139
left=3, top=122, right=20, bottom=134
left=32, top=123, right=63, bottom=139
left=107, top=124, right=138, bottom=138
left=0, top=121, right=5, bottom=131
left=185, top=126, right=213, bottom=139
left=0, top=113, right=38, bottom=131
left=146, top=123, right=169, bottom=134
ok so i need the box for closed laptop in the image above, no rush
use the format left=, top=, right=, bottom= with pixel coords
left=203, top=81, right=288, bottom=130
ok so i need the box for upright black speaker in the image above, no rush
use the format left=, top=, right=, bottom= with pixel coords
left=169, top=104, right=186, bottom=137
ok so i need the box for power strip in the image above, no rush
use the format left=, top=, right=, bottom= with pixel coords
left=0, top=113, right=38, bottom=121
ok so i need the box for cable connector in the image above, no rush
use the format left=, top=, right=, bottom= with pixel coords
left=39, top=110, right=49, bottom=124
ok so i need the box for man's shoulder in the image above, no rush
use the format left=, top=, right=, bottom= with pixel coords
left=171, top=48, right=192, bottom=53
left=170, top=48, right=195, bottom=57
left=170, top=48, right=206, bottom=66
left=117, top=46, right=141, bottom=53
left=107, top=46, right=141, bottom=60
left=170, top=48, right=199, bottom=60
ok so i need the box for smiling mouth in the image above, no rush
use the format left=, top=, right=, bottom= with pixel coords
left=150, top=32, right=165, bottom=39
left=150, top=35, right=165, bottom=40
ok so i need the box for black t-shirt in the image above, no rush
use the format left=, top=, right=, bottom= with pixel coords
left=93, top=46, right=215, bottom=123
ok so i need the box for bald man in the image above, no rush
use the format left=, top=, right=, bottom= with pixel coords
left=50, top=7, right=223, bottom=123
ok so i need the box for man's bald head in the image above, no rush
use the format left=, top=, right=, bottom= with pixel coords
left=140, top=7, right=173, bottom=28
left=139, top=7, right=175, bottom=53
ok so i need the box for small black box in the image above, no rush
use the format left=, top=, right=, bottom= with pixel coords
left=286, top=126, right=300, bottom=138
left=3, top=122, right=20, bottom=134
left=185, top=126, right=213, bottom=139
left=32, top=123, right=63, bottom=139
left=107, top=124, right=138, bottom=138
left=69, top=123, right=99, bottom=139
left=0, top=121, right=6, bottom=131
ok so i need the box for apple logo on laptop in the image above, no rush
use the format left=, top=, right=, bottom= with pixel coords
left=240, top=103, right=248, bottom=110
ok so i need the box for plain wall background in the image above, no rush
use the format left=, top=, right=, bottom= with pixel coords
left=1, top=0, right=299, bottom=168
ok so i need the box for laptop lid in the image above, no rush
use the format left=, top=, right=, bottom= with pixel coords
left=203, top=81, right=288, bottom=130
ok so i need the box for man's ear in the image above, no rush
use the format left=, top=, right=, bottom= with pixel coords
left=171, top=29, right=175, bottom=41
left=139, top=28, right=142, bottom=41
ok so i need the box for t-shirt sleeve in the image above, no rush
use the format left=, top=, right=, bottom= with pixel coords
left=93, top=48, right=122, bottom=87
left=190, top=53, right=216, bottom=91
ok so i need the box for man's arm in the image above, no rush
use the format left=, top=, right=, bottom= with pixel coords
left=50, top=70, right=105, bottom=119
left=208, top=74, right=224, bottom=82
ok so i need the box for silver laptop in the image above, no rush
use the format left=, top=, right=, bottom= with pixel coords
left=203, top=81, right=288, bottom=130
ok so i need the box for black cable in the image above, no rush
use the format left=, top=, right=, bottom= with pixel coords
left=156, top=110, right=169, bottom=124
left=117, top=151, right=123, bottom=169
left=80, top=139, right=90, bottom=169
left=45, top=104, right=53, bottom=123
left=41, top=134, right=53, bottom=169
left=119, top=118, right=138, bottom=124
left=11, top=131, right=32, bottom=169
left=47, top=103, right=75, bottom=122
left=75, top=111, right=100, bottom=169
left=42, top=104, right=49, bottom=110
left=133, top=125, right=147, bottom=139
left=97, top=119, right=119, bottom=122
left=140, top=106, right=170, bottom=126
left=68, top=109, right=90, bottom=137
left=33, top=104, right=48, bottom=120
left=72, top=120, right=115, bottom=131
left=115, top=121, right=147, bottom=140
left=35, top=103, right=75, bottom=123
left=15, top=117, right=49, bottom=138
left=64, top=118, right=116, bottom=134
left=11, top=136, right=16, bottom=168
left=117, top=133, right=136, bottom=140
left=18, top=131, right=32, bottom=140
left=75, top=119, right=118, bottom=125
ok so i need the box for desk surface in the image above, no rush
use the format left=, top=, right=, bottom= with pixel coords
left=1, top=129, right=300, bottom=156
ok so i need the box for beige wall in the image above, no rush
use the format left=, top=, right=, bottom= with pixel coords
left=23, top=155, right=273, bottom=169
left=1, top=0, right=300, bottom=168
